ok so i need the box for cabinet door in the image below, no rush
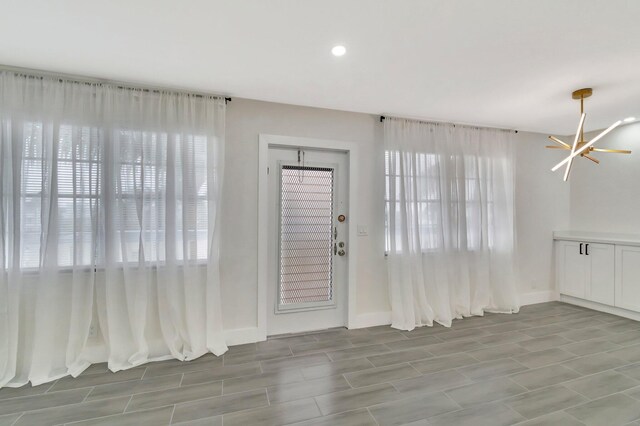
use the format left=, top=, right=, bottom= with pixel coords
left=585, top=243, right=615, bottom=305
left=557, top=240, right=587, bottom=299
left=615, top=245, right=640, bottom=312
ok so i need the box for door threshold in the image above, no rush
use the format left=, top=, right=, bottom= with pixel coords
left=268, top=326, right=347, bottom=340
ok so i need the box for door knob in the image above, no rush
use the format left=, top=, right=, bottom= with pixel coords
left=338, top=249, right=346, bottom=256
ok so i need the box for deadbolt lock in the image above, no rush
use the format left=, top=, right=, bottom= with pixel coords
left=338, top=242, right=345, bottom=248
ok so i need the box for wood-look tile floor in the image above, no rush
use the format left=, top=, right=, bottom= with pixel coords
left=3, top=302, right=640, bottom=425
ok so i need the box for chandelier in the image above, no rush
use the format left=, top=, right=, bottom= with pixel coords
left=547, top=88, right=631, bottom=181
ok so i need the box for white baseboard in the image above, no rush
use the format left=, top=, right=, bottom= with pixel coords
left=520, top=290, right=558, bottom=306
left=227, top=292, right=560, bottom=342
left=352, top=311, right=392, bottom=329
left=560, top=295, right=640, bottom=322
left=349, top=293, right=561, bottom=329
left=225, top=327, right=263, bottom=346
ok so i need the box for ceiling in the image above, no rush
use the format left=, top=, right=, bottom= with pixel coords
left=1, top=0, right=639, bottom=134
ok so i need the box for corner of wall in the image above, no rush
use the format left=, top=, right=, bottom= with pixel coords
left=225, top=327, right=264, bottom=346
left=520, top=290, right=559, bottom=306
left=352, top=311, right=392, bottom=329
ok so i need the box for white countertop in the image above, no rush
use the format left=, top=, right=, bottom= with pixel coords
left=554, top=231, right=640, bottom=246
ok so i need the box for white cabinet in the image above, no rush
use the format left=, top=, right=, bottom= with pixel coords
left=586, top=243, right=615, bottom=305
left=615, top=245, right=640, bottom=312
left=557, top=240, right=587, bottom=299
left=555, top=232, right=640, bottom=317
left=556, top=240, right=614, bottom=305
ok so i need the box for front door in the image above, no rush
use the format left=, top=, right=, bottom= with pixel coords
left=267, top=147, right=348, bottom=335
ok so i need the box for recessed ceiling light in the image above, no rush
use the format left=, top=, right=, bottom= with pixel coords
left=331, top=45, right=346, bottom=57
left=623, top=116, right=636, bottom=123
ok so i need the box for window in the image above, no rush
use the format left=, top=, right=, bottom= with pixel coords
left=385, top=150, right=495, bottom=253
left=110, top=130, right=209, bottom=264
left=385, top=150, right=441, bottom=253
left=17, top=122, right=209, bottom=269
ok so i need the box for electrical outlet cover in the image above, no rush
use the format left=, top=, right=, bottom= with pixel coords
left=88, top=324, right=97, bottom=338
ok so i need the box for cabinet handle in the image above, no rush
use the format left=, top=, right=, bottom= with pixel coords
left=585, top=243, right=589, bottom=256
left=579, top=243, right=583, bottom=255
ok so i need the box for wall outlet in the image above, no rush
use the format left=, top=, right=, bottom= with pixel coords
left=357, top=225, right=369, bottom=236
left=88, top=323, right=98, bottom=339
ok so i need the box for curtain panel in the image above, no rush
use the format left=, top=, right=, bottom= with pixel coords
left=384, top=117, right=519, bottom=331
left=0, top=72, right=227, bottom=388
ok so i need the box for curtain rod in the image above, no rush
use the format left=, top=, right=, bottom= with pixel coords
left=0, top=64, right=232, bottom=103
left=379, top=115, right=518, bottom=133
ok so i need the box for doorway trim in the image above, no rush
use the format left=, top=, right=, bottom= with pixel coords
left=258, top=134, right=359, bottom=341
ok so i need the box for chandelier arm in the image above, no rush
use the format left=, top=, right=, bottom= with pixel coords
left=580, top=97, right=585, bottom=142
left=582, top=154, right=600, bottom=164
left=563, top=113, right=586, bottom=181
left=591, top=148, right=632, bottom=154
left=552, top=120, right=623, bottom=172
left=548, top=136, right=571, bottom=148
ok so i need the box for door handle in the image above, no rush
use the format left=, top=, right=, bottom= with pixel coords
left=579, top=243, right=583, bottom=255
left=585, top=243, right=589, bottom=256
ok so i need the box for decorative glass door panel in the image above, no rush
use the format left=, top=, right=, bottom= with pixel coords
left=278, top=166, right=334, bottom=310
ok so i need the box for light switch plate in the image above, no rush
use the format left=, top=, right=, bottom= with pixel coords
left=357, top=225, right=368, bottom=236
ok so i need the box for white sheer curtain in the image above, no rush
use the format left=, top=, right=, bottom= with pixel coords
left=384, top=117, right=519, bottom=331
left=0, top=71, right=227, bottom=388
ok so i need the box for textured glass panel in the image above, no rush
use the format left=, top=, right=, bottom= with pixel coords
left=279, top=165, right=334, bottom=306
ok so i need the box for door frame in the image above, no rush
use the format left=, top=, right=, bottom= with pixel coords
left=258, top=134, right=359, bottom=340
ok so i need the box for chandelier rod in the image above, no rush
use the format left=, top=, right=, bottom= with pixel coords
left=580, top=94, right=585, bottom=143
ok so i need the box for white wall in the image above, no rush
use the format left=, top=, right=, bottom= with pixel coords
left=569, top=122, right=640, bottom=234
left=514, top=132, right=570, bottom=301
left=220, top=98, right=567, bottom=335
